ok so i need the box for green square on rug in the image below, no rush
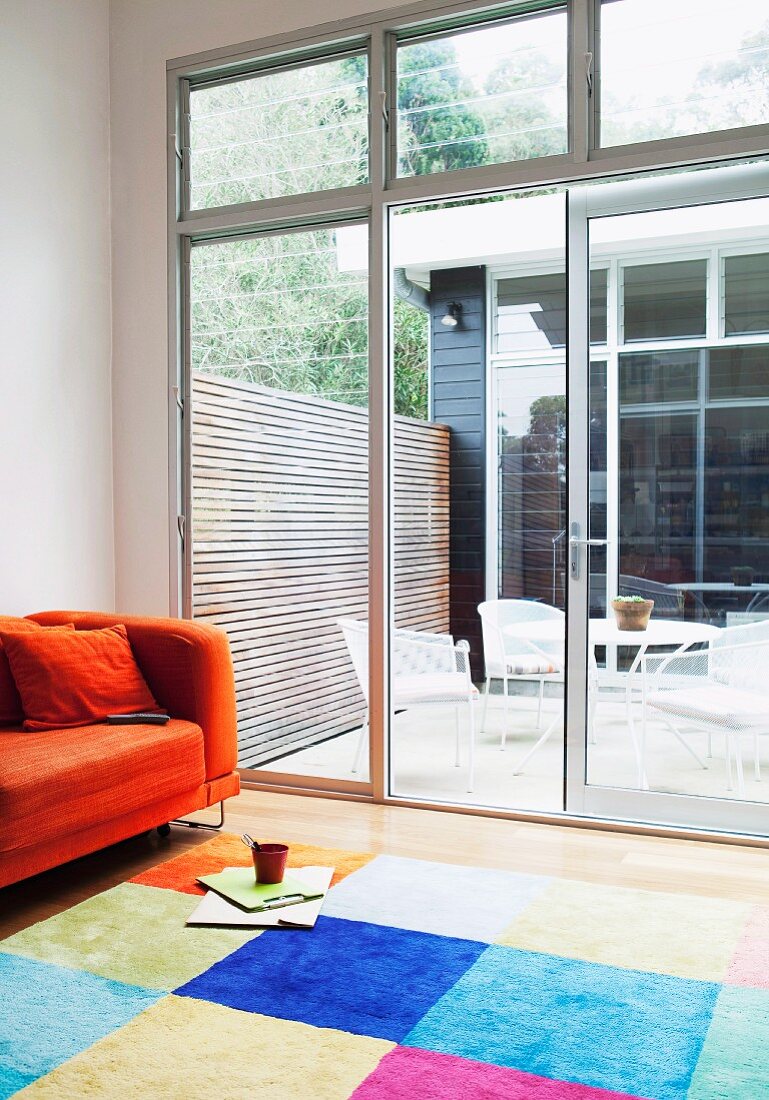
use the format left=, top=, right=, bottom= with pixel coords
left=689, top=985, right=769, bottom=1099
left=1, top=882, right=256, bottom=990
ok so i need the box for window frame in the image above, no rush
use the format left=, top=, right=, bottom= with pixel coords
left=167, top=0, right=769, bottom=810
left=618, top=252, right=710, bottom=345
left=392, top=3, right=570, bottom=180
left=186, top=43, right=372, bottom=213
left=592, top=0, right=769, bottom=156
left=171, top=0, right=769, bottom=228
left=720, top=246, right=769, bottom=340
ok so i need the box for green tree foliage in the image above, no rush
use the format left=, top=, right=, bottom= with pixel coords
left=190, top=56, right=368, bottom=208
left=690, top=20, right=769, bottom=132
left=501, top=394, right=565, bottom=476
left=482, top=52, right=567, bottom=163
left=191, top=230, right=369, bottom=404
left=190, top=34, right=568, bottom=421
left=191, top=229, right=431, bottom=419
left=601, top=19, right=769, bottom=146
left=393, top=298, right=429, bottom=418
left=397, top=41, right=490, bottom=175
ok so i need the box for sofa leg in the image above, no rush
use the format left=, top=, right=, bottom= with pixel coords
left=168, top=801, right=226, bottom=832
left=157, top=823, right=172, bottom=838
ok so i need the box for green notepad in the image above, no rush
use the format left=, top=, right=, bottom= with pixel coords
left=196, top=868, right=324, bottom=912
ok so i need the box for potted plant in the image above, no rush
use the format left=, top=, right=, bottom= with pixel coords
left=611, top=594, right=654, bottom=631
left=731, top=566, right=754, bottom=587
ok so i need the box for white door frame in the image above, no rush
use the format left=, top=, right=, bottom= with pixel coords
left=565, top=160, right=769, bottom=834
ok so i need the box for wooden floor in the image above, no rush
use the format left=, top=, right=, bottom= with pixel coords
left=3, top=788, right=769, bottom=939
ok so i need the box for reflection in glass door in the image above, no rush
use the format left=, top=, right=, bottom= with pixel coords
left=572, top=170, right=769, bottom=832
left=386, top=191, right=568, bottom=813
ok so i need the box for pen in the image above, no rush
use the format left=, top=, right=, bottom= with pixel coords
left=254, top=894, right=305, bottom=912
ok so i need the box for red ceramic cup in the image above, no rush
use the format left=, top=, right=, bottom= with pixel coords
left=252, top=843, right=289, bottom=885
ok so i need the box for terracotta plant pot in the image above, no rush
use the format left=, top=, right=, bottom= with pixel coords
left=611, top=598, right=654, bottom=631
left=731, top=566, right=754, bottom=587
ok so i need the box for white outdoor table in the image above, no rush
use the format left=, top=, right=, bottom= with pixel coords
left=503, top=615, right=719, bottom=656
left=670, top=583, right=769, bottom=592
left=502, top=617, right=720, bottom=787
left=670, top=583, right=769, bottom=613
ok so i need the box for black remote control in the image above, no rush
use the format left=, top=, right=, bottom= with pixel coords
left=106, top=713, right=170, bottom=725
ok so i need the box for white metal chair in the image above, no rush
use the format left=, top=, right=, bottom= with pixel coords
left=478, top=598, right=564, bottom=745
left=477, top=599, right=600, bottom=774
left=338, top=618, right=479, bottom=792
left=641, top=620, right=769, bottom=796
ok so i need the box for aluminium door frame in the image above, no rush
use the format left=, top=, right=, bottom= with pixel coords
left=565, top=161, right=769, bottom=834
left=167, top=0, right=769, bottom=829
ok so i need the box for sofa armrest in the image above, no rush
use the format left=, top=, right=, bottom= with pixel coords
left=28, top=611, right=238, bottom=782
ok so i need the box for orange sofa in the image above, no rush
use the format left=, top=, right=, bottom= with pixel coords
left=0, top=611, right=240, bottom=889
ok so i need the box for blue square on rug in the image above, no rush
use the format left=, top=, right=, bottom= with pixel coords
left=323, top=854, right=550, bottom=942
left=175, top=916, right=487, bottom=1042
left=0, top=951, right=161, bottom=1100
left=403, top=943, right=720, bottom=1100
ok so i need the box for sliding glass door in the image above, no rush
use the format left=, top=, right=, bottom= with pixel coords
left=386, top=191, right=568, bottom=813
left=188, top=224, right=372, bottom=791
left=183, top=159, right=769, bottom=835
left=566, top=163, right=769, bottom=834
left=170, top=0, right=769, bottom=835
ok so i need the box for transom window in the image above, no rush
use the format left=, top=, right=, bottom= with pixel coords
left=188, top=51, right=369, bottom=209
left=395, top=7, right=568, bottom=177
left=181, top=0, right=769, bottom=215
left=599, top=0, right=769, bottom=148
left=723, top=253, right=769, bottom=335
left=621, top=260, right=707, bottom=343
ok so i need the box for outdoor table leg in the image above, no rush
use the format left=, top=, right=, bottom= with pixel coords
left=626, top=644, right=649, bottom=790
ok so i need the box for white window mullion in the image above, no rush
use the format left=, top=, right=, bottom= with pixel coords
left=367, top=25, right=390, bottom=802
left=569, top=0, right=593, bottom=162
left=707, top=245, right=721, bottom=343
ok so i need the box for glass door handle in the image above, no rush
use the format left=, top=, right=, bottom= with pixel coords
left=569, top=523, right=609, bottom=579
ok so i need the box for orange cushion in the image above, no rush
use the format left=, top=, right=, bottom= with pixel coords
left=0, top=623, right=160, bottom=732
left=0, top=718, right=205, bottom=852
left=0, top=618, right=74, bottom=727
left=29, top=612, right=239, bottom=782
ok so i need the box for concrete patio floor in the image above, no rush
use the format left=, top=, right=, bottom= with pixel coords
left=247, top=690, right=769, bottom=812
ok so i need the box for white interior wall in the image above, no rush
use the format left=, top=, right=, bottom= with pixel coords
left=109, top=0, right=414, bottom=614
left=0, top=0, right=114, bottom=615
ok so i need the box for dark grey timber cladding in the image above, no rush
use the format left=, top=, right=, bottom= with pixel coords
left=430, top=266, right=486, bottom=680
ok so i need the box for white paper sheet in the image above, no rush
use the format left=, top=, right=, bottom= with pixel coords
left=185, top=866, right=334, bottom=928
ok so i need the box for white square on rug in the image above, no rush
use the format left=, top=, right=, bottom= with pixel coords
left=323, top=855, right=550, bottom=942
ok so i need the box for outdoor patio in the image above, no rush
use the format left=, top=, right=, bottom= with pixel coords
left=188, top=180, right=769, bottom=821
left=267, top=688, right=769, bottom=811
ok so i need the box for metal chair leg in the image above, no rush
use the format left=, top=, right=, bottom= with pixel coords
left=734, top=735, right=746, bottom=797
left=501, top=676, right=510, bottom=751
left=352, top=711, right=369, bottom=774
left=466, top=698, right=476, bottom=793
left=511, top=710, right=561, bottom=776
left=659, top=716, right=708, bottom=770
left=169, top=801, right=225, bottom=832
left=481, top=677, right=491, bottom=734
left=726, top=736, right=734, bottom=792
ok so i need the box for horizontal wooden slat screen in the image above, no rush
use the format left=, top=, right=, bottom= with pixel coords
left=191, top=372, right=450, bottom=768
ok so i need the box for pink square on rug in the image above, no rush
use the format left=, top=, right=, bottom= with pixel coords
left=726, top=905, right=769, bottom=989
left=350, top=1046, right=645, bottom=1099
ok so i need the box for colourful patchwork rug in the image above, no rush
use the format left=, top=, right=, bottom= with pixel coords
left=2, top=834, right=769, bottom=1099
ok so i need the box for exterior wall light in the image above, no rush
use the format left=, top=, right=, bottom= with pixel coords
left=440, top=302, right=463, bottom=327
